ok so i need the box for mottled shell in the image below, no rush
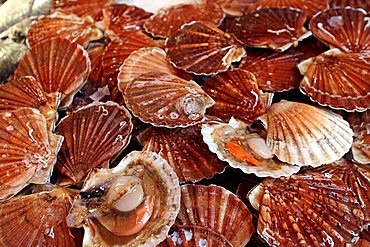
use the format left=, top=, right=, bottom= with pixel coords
left=52, top=0, right=111, bottom=21
left=166, top=21, right=245, bottom=75
left=55, top=101, right=133, bottom=186
left=258, top=101, right=353, bottom=166
left=202, top=69, right=266, bottom=122
left=328, top=0, right=370, bottom=11
left=298, top=49, right=370, bottom=111
left=27, top=12, right=103, bottom=48
left=229, top=7, right=310, bottom=51
left=310, top=7, right=370, bottom=53
left=249, top=173, right=364, bottom=246
left=14, top=38, right=91, bottom=109
left=352, top=123, right=370, bottom=164
left=137, top=126, right=226, bottom=183
left=144, top=3, right=224, bottom=38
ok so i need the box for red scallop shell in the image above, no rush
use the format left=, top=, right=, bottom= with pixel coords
left=166, top=21, right=245, bottom=75
left=137, top=125, right=226, bottom=183
left=202, top=69, right=266, bottom=122
left=204, top=0, right=258, bottom=16
left=27, top=12, right=103, bottom=48
left=102, top=4, right=152, bottom=37
left=249, top=173, right=365, bottom=246
left=299, top=49, right=370, bottom=111
left=356, top=229, right=370, bottom=247
left=144, top=3, right=224, bottom=38
left=247, top=0, right=328, bottom=18
left=0, top=108, right=62, bottom=201
left=229, top=7, right=310, bottom=51
left=347, top=110, right=370, bottom=128
left=85, top=43, right=106, bottom=91
left=310, top=7, right=370, bottom=53
left=14, top=38, right=91, bottom=109
left=329, top=0, right=370, bottom=12
left=175, top=184, right=255, bottom=247
left=52, top=0, right=112, bottom=21
left=124, top=72, right=214, bottom=128
left=352, top=123, right=370, bottom=164
left=55, top=102, right=133, bottom=186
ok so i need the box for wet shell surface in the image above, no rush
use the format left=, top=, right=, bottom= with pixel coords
left=14, top=38, right=91, bottom=109
left=239, top=48, right=306, bottom=92
left=27, top=11, right=103, bottom=48
left=165, top=21, right=245, bottom=75
left=328, top=0, right=370, bottom=11
left=201, top=117, right=300, bottom=177
left=229, top=7, right=310, bottom=51
left=137, top=125, right=226, bottom=183
left=309, top=7, right=370, bottom=53
left=0, top=108, right=62, bottom=201
left=144, top=3, right=224, bottom=38
left=52, top=0, right=111, bottom=21
left=174, top=184, right=255, bottom=247
left=298, top=49, right=370, bottom=111
left=352, top=123, right=370, bottom=164
left=248, top=172, right=365, bottom=246
left=204, top=0, right=257, bottom=16
left=202, top=69, right=266, bottom=122
left=124, top=72, right=214, bottom=128
left=118, top=0, right=202, bottom=14
left=258, top=101, right=354, bottom=167
left=66, top=151, right=181, bottom=247
left=0, top=186, right=79, bottom=246
left=55, top=101, right=133, bottom=186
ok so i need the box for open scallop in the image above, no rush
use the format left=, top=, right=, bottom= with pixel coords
left=67, top=151, right=181, bottom=246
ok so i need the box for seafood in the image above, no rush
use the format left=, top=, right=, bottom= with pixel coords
left=119, top=0, right=203, bottom=14
left=204, top=0, right=257, bottom=16
left=52, top=0, right=111, bottom=21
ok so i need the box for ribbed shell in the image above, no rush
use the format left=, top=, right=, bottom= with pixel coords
left=310, top=7, right=370, bottom=53
left=124, top=72, right=214, bottom=128
left=144, top=3, right=224, bottom=38
left=311, top=160, right=370, bottom=224
left=258, top=101, right=354, bottom=166
left=14, top=38, right=91, bottom=109
left=52, top=0, right=111, bottom=21
left=118, top=0, right=202, bottom=14
left=352, top=123, right=370, bottom=164
left=329, top=0, right=370, bottom=11
left=175, top=184, right=254, bottom=247
left=166, top=21, right=245, bottom=75
left=202, top=69, right=266, bottom=122
left=0, top=108, right=62, bottom=201
left=55, top=101, right=133, bottom=186
left=137, top=126, right=226, bottom=183
left=347, top=110, right=370, bottom=128
left=249, top=173, right=364, bottom=246
left=67, top=151, right=181, bottom=247
left=229, top=7, right=310, bottom=51
left=201, top=118, right=301, bottom=177
left=118, top=47, right=191, bottom=94
left=102, top=4, right=152, bottom=37
left=27, top=12, right=103, bottom=48
left=298, top=49, right=370, bottom=111
left=239, top=48, right=306, bottom=92
left=0, top=186, right=79, bottom=246
left=246, top=0, right=328, bottom=18
left=204, top=0, right=257, bottom=16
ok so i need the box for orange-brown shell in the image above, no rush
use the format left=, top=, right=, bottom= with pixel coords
left=52, top=0, right=112, bottom=21
left=144, top=3, right=224, bottom=38
left=204, top=0, right=257, bottom=16
left=229, top=7, right=310, bottom=51
left=309, top=7, right=370, bottom=53
left=347, top=110, right=370, bottom=128
left=328, top=0, right=370, bottom=11
left=166, top=21, right=245, bottom=75
left=298, top=49, right=370, bottom=112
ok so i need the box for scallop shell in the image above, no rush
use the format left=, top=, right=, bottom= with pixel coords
left=144, top=3, right=224, bottom=38
left=174, top=184, right=254, bottom=247
left=55, top=101, right=133, bottom=186
left=352, top=123, right=370, bottom=164
left=229, top=7, right=310, bottom=51
left=137, top=125, right=226, bottom=183
left=311, top=160, right=370, bottom=224
left=118, top=47, right=190, bottom=93
left=202, top=69, right=266, bottom=122
left=329, top=0, right=370, bottom=11
left=204, top=0, right=257, bottom=16
left=27, top=12, right=103, bottom=48
left=0, top=76, right=60, bottom=130
left=298, top=49, right=370, bottom=111
left=14, top=38, right=91, bottom=109
left=66, top=151, right=181, bottom=247
left=239, top=48, right=306, bottom=92
left=347, top=110, right=370, bottom=128
left=246, top=0, right=328, bottom=18
left=166, top=21, right=245, bottom=75
left=248, top=172, right=364, bottom=246
left=201, top=117, right=301, bottom=177
left=0, top=186, right=79, bottom=246
left=310, top=7, right=370, bottom=53
left=52, top=0, right=112, bottom=21
left=258, top=100, right=354, bottom=166
left=355, top=229, right=370, bottom=247
left=0, top=108, right=62, bottom=201
left=102, top=4, right=152, bottom=37
left=118, top=0, right=202, bottom=14
left=124, top=72, right=214, bottom=128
